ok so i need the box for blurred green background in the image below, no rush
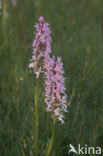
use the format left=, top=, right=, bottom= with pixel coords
left=0, top=0, right=103, bottom=155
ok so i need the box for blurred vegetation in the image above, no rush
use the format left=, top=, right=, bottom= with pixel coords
left=0, top=0, right=103, bottom=155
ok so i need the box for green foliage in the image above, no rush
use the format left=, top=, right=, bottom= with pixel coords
left=0, top=0, right=103, bottom=155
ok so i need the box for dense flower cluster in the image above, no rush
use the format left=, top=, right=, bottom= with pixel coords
left=29, top=16, right=51, bottom=78
left=44, top=56, right=68, bottom=123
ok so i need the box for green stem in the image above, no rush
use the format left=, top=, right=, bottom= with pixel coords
left=35, top=78, right=39, bottom=156
left=46, top=119, right=55, bottom=156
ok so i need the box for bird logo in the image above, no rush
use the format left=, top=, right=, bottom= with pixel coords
left=68, top=144, right=78, bottom=154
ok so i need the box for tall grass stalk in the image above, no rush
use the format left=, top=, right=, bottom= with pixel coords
left=46, top=119, right=55, bottom=156
left=34, top=78, right=39, bottom=156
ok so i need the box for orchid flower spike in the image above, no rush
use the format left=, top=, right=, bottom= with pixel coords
left=29, top=16, right=51, bottom=78
left=44, top=56, right=68, bottom=124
